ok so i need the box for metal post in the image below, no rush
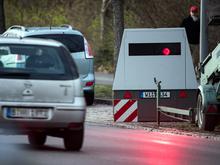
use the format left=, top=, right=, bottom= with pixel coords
left=156, top=81, right=161, bottom=127
left=200, top=0, right=208, bottom=64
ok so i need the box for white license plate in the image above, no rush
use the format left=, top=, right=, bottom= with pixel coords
left=5, top=107, right=50, bottom=119
left=140, top=91, right=170, bottom=98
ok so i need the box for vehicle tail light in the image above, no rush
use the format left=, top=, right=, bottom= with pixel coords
left=86, top=81, right=94, bottom=87
left=124, top=91, right=132, bottom=99
left=84, top=38, right=94, bottom=59
left=16, top=54, right=22, bottom=61
left=207, top=105, right=218, bottom=113
left=68, top=123, right=83, bottom=129
left=88, top=44, right=93, bottom=57
left=179, top=90, right=188, bottom=98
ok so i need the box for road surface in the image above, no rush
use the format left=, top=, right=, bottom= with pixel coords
left=95, top=72, right=113, bottom=85
left=1, top=123, right=220, bottom=165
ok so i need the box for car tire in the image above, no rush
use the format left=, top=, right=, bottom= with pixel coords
left=28, top=132, right=47, bottom=147
left=197, top=94, right=216, bottom=131
left=85, top=91, right=94, bottom=106
left=63, top=128, right=84, bottom=151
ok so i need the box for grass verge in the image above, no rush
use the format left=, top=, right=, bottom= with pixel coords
left=95, top=84, right=112, bottom=99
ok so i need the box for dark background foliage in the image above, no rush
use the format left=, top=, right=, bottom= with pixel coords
left=4, top=0, right=219, bottom=72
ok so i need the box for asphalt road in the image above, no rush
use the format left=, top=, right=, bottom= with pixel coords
left=1, top=123, right=220, bottom=165
left=95, top=72, right=113, bottom=85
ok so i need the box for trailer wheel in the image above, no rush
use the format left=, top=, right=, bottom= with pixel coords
left=197, top=94, right=216, bottom=131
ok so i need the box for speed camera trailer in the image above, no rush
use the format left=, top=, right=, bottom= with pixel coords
left=112, top=28, right=198, bottom=122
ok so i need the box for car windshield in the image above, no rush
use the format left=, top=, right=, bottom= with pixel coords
left=0, top=44, right=72, bottom=80
left=29, top=34, right=85, bottom=53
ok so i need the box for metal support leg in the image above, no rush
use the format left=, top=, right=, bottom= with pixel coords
left=157, top=110, right=161, bottom=126
left=154, top=78, right=161, bottom=127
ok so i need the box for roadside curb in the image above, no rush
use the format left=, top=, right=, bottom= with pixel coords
left=94, top=98, right=112, bottom=105
left=87, top=104, right=220, bottom=141
left=86, top=121, right=220, bottom=141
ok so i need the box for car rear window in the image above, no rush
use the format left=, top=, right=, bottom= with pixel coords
left=29, top=34, right=85, bottom=53
left=0, top=44, right=78, bottom=80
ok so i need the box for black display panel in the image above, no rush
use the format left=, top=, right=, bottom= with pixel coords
left=129, top=43, right=181, bottom=56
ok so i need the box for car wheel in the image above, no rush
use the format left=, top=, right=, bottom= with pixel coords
left=63, top=128, right=84, bottom=151
left=85, top=91, right=94, bottom=106
left=28, top=132, right=47, bottom=147
left=197, top=94, right=216, bottom=131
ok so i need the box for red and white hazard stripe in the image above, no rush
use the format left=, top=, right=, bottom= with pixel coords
left=113, top=99, right=138, bottom=122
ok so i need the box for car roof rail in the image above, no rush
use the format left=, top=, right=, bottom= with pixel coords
left=60, top=24, right=73, bottom=29
left=8, top=25, right=26, bottom=31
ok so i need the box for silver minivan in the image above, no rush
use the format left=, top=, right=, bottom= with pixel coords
left=2, top=25, right=95, bottom=105
left=0, top=37, right=86, bottom=151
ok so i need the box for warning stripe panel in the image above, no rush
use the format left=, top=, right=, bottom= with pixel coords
left=114, top=99, right=129, bottom=113
left=114, top=99, right=138, bottom=122
left=114, top=99, right=121, bottom=107
left=114, top=100, right=136, bottom=121
left=124, top=109, right=137, bottom=122
left=117, top=101, right=137, bottom=122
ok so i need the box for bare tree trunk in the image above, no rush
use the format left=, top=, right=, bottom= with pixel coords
left=112, top=0, right=124, bottom=69
left=0, top=0, right=5, bottom=33
left=100, top=0, right=111, bottom=41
